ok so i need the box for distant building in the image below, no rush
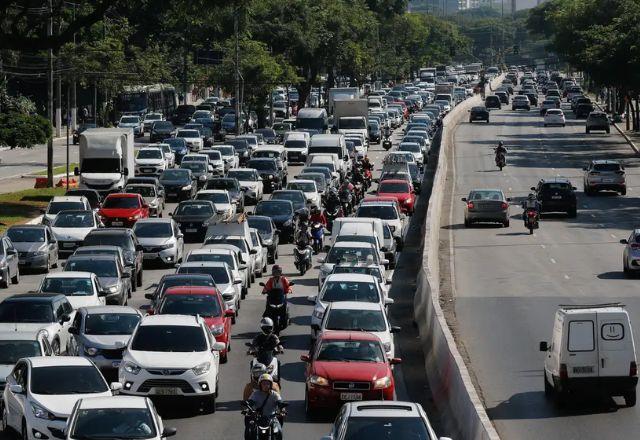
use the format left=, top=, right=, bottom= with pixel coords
left=408, top=0, right=461, bottom=15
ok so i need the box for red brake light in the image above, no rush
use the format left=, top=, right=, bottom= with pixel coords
left=527, top=211, right=536, bottom=217
left=559, top=363, right=568, bottom=380
left=631, top=361, right=637, bottom=377
left=467, top=202, right=474, bottom=210
left=501, top=202, right=508, bottom=210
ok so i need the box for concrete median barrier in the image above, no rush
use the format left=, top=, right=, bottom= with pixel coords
left=413, top=76, right=504, bottom=440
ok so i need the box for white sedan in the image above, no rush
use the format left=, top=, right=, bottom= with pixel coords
left=195, top=189, right=236, bottom=221
left=287, top=179, right=321, bottom=208
left=51, top=210, right=101, bottom=256
left=176, top=129, right=203, bottom=151
left=227, top=168, right=264, bottom=204
left=38, top=271, right=106, bottom=309
left=543, top=109, right=566, bottom=127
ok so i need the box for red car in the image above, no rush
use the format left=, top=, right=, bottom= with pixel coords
left=301, top=331, right=400, bottom=413
left=98, top=193, right=149, bottom=227
left=155, top=286, right=234, bottom=362
left=376, top=179, right=416, bottom=214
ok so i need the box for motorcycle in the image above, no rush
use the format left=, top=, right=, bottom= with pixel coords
left=245, top=341, right=283, bottom=383
left=339, top=188, right=353, bottom=214
left=242, top=400, right=288, bottom=440
left=293, top=242, right=312, bottom=275
left=354, top=182, right=364, bottom=204
left=325, top=205, right=343, bottom=231
left=524, top=208, right=539, bottom=235
left=363, top=168, right=373, bottom=190
left=259, top=284, right=291, bottom=335
left=310, top=223, right=324, bottom=254
left=382, top=136, right=392, bottom=150
left=495, top=151, right=506, bottom=171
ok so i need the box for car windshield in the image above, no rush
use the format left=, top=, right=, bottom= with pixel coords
left=83, top=234, right=134, bottom=250
left=125, top=185, right=156, bottom=198
left=228, top=170, right=257, bottom=181
left=102, top=197, right=140, bottom=209
left=326, top=246, right=375, bottom=264
left=41, top=277, right=93, bottom=296
left=222, top=114, right=235, bottom=122
left=299, top=175, right=325, bottom=191
left=321, top=281, right=379, bottom=303
left=316, top=340, right=385, bottom=362
left=288, top=182, right=315, bottom=192
left=343, top=417, right=432, bottom=439
left=0, top=341, right=40, bottom=364
left=186, top=253, right=234, bottom=267
left=204, top=151, right=222, bottom=161
left=379, top=182, right=410, bottom=193
left=593, top=163, right=621, bottom=172
left=0, top=302, right=53, bottom=323
left=253, top=151, right=281, bottom=159
left=133, top=222, right=172, bottom=238
left=468, top=190, right=503, bottom=201
left=177, top=130, right=199, bottom=138
left=164, top=139, right=186, bottom=151
left=206, top=179, right=238, bottom=191
left=145, top=114, right=162, bottom=121
left=204, top=237, right=248, bottom=253
left=121, top=117, right=139, bottom=124
left=247, top=218, right=272, bottom=234
left=161, top=169, right=190, bottom=181
left=182, top=155, right=207, bottom=163
left=181, top=162, right=206, bottom=172
left=196, top=193, right=227, bottom=205
left=31, top=365, right=107, bottom=395
left=53, top=211, right=94, bottom=228
left=229, top=141, right=248, bottom=152
left=177, top=265, right=230, bottom=284
left=67, top=259, right=118, bottom=277
left=339, top=118, right=366, bottom=129
left=131, top=325, right=207, bottom=352
left=214, top=147, right=234, bottom=156
left=48, top=202, right=84, bottom=215
left=153, top=121, right=173, bottom=129
left=399, top=143, right=421, bottom=153
left=284, top=140, right=306, bottom=149
left=325, top=309, right=386, bottom=332
left=332, top=266, right=383, bottom=282
left=6, top=228, right=44, bottom=243
left=158, top=277, right=215, bottom=296
left=248, top=161, right=277, bottom=171
left=541, top=183, right=572, bottom=193
left=304, top=168, right=331, bottom=179
left=71, top=408, right=157, bottom=439
left=255, top=201, right=292, bottom=216
left=160, top=295, right=222, bottom=318
left=175, top=202, right=213, bottom=216
left=84, top=313, right=141, bottom=335
left=137, top=149, right=163, bottom=159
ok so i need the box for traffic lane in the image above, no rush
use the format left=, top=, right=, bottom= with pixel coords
left=449, top=102, right=640, bottom=439
left=0, top=137, right=78, bottom=180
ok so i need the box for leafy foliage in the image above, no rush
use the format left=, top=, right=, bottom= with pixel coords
left=0, top=112, right=52, bottom=149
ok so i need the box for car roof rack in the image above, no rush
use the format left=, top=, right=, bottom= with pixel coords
left=558, top=303, right=624, bottom=309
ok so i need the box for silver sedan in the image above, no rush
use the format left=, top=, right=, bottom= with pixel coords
left=462, top=189, right=511, bottom=227
left=621, top=229, right=640, bottom=275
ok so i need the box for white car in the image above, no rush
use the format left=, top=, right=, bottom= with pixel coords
left=135, top=147, right=167, bottom=176
left=211, top=145, right=238, bottom=170
left=283, top=132, right=309, bottom=164
left=329, top=262, right=392, bottom=299
left=61, top=395, right=177, bottom=440
left=397, top=142, right=424, bottom=165
left=544, top=108, right=566, bottom=127
left=142, top=112, right=164, bottom=132
left=148, top=143, right=175, bottom=168
left=318, top=241, right=388, bottom=286
left=2, top=356, right=118, bottom=440
left=356, top=200, right=406, bottom=247
left=249, top=229, right=268, bottom=278
left=41, top=196, right=91, bottom=226
left=118, top=115, right=143, bottom=137
left=184, top=248, right=246, bottom=302
left=132, top=218, right=185, bottom=267
left=227, top=168, right=263, bottom=204
left=317, top=301, right=399, bottom=358
left=176, top=129, right=203, bottom=151
left=0, top=330, right=52, bottom=389
left=201, top=150, right=225, bottom=176
left=38, top=272, right=106, bottom=309
left=118, top=314, right=224, bottom=413
left=287, top=179, right=321, bottom=208
left=308, top=274, right=393, bottom=339
left=195, top=190, right=236, bottom=221
left=51, top=210, right=101, bottom=256
left=175, top=261, right=242, bottom=318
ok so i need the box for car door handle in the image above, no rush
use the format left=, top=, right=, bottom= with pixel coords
left=601, top=358, right=605, bottom=368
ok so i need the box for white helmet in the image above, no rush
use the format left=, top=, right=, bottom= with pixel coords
left=260, top=317, right=274, bottom=334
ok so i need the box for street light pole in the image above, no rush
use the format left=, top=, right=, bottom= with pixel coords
left=234, top=3, right=241, bottom=135
left=47, top=0, right=54, bottom=188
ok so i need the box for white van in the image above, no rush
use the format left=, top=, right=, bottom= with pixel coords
left=283, top=132, right=310, bottom=164
left=333, top=223, right=388, bottom=268
left=306, top=154, right=341, bottom=180
left=308, top=134, right=350, bottom=177
left=540, top=304, right=637, bottom=405
left=329, top=217, right=386, bottom=252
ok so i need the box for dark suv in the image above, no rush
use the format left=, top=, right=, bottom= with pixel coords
left=205, top=178, right=245, bottom=212
left=172, top=105, right=196, bottom=125
left=469, top=106, right=489, bottom=123
left=247, top=158, right=283, bottom=193
left=575, top=102, right=595, bottom=118
left=484, top=95, right=501, bottom=110
left=149, top=121, right=175, bottom=142
left=82, top=229, right=144, bottom=290
left=532, top=178, right=577, bottom=218
left=586, top=111, right=610, bottom=133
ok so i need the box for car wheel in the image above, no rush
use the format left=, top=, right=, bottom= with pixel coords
left=621, top=188, right=627, bottom=196
left=262, top=263, right=267, bottom=273
left=464, top=218, right=470, bottom=228
left=625, top=390, right=636, bottom=407
left=11, top=269, right=19, bottom=285
left=241, top=287, right=247, bottom=300
left=568, top=208, right=577, bottom=218
left=137, top=269, right=143, bottom=287
left=0, top=269, right=9, bottom=289
left=544, top=372, right=554, bottom=397
left=251, top=272, right=255, bottom=283
left=202, top=394, right=216, bottom=414
left=606, top=129, right=610, bottom=134
left=586, top=128, right=590, bottom=134
left=21, top=420, right=27, bottom=440
left=0, top=401, right=7, bottom=432
left=503, top=220, right=510, bottom=228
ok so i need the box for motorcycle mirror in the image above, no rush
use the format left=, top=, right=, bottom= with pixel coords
left=258, top=282, right=265, bottom=287
left=461, top=197, right=467, bottom=202
left=244, top=342, right=252, bottom=347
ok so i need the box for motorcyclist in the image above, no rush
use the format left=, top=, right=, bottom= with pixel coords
left=361, top=156, right=374, bottom=172
left=243, top=363, right=281, bottom=400
left=245, top=374, right=285, bottom=440
left=309, top=205, right=327, bottom=228
left=325, top=188, right=341, bottom=213
left=383, top=125, right=391, bottom=139
left=262, top=265, right=293, bottom=296
left=521, top=193, right=541, bottom=222
left=494, top=141, right=507, bottom=158
left=250, top=317, right=283, bottom=362
left=339, top=178, right=354, bottom=193
left=295, top=222, right=312, bottom=247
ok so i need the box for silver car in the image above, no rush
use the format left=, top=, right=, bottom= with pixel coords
left=5, top=224, right=59, bottom=272
left=583, top=160, right=626, bottom=195
left=462, top=189, right=511, bottom=227
left=64, top=255, right=132, bottom=305
left=621, top=229, right=640, bottom=275
left=132, top=218, right=184, bottom=267
left=124, top=183, right=165, bottom=217
left=68, top=305, right=142, bottom=370
left=0, top=236, right=20, bottom=288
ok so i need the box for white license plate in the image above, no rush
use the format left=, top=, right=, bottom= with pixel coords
left=186, top=228, right=198, bottom=233
left=551, top=196, right=562, bottom=199
left=603, top=179, right=613, bottom=183
left=112, top=221, right=123, bottom=226
left=573, top=366, right=594, bottom=374
left=168, top=193, right=177, bottom=197
left=111, top=361, right=121, bottom=368
left=154, top=387, right=179, bottom=395
left=340, top=392, right=362, bottom=401
left=63, top=243, right=75, bottom=248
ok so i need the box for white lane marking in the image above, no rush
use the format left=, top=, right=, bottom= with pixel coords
left=508, top=187, right=512, bottom=191
left=590, top=214, right=596, bottom=218
left=540, top=244, right=546, bottom=249
left=550, top=258, right=557, bottom=264
left=611, top=234, right=617, bottom=239
left=564, top=274, right=571, bottom=280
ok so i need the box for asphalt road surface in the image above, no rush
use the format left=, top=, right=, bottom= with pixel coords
left=445, top=98, right=640, bottom=438
left=0, top=124, right=444, bottom=439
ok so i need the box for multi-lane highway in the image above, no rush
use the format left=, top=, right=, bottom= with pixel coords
left=0, top=125, right=443, bottom=439
left=444, top=98, right=640, bottom=438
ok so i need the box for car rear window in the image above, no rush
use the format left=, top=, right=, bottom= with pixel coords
left=593, top=163, right=622, bottom=172
left=541, top=183, right=572, bottom=192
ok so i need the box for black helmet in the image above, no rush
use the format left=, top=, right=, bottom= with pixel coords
left=498, top=141, right=504, bottom=147
left=271, top=265, right=283, bottom=276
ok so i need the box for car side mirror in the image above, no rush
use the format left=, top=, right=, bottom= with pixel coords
left=61, top=315, right=71, bottom=323
left=212, top=342, right=226, bottom=351
left=139, top=304, right=151, bottom=312
left=9, top=384, right=23, bottom=394
left=384, top=298, right=395, bottom=305
left=307, top=295, right=317, bottom=303
left=234, top=278, right=242, bottom=285
left=390, top=326, right=401, bottom=333
left=530, top=187, right=536, bottom=191
left=620, top=239, right=629, bottom=244
left=381, top=259, right=389, bottom=266
left=136, top=244, right=144, bottom=252
left=250, top=249, right=257, bottom=255
left=162, top=427, right=178, bottom=438
left=225, top=309, right=235, bottom=317
left=389, top=357, right=402, bottom=365
left=461, top=197, right=467, bottom=202
left=300, top=354, right=311, bottom=363
left=123, top=168, right=129, bottom=176
left=110, top=382, right=123, bottom=392
left=73, top=166, right=80, bottom=176
left=69, top=326, right=78, bottom=335
left=539, top=341, right=548, bottom=352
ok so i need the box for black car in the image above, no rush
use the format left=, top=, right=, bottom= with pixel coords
left=172, top=104, right=196, bottom=125
left=162, top=138, right=189, bottom=165
left=82, top=228, right=144, bottom=290
left=270, top=189, right=307, bottom=213
left=194, top=118, right=223, bottom=142
left=247, top=215, right=279, bottom=263
left=255, top=200, right=296, bottom=243
left=171, top=200, right=220, bottom=242
left=65, top=188, right=102, bottom=210
left=205, top=178, right=245, bottom=213
left=495, top=91, right=509, bottom=104
left=228, top=139, right=251, bottom=166
left=150, top=121, right=175, bottom=143
left=532, top=178, right=577, bottom=218
left=64, top=254, right=130, bottom=305
left=254, top=128, right=278, bottom=144
left=159, top=169, right=196, bottom=201
left=520, top=91, right=538, bottom=106
left=469, top=106, right=490, bottom=123
left=180, top=161, right=210, bottom=189
left=485, top=95, right=501, bottom=110
left=575, top=102, right=595, bottom=118
left=247, top=158, right=282, bottom=193
left=73, top=123, right=97, bottom=145
left=407, top=162, right=423, bottom=194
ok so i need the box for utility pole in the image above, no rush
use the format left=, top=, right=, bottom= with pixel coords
left=71, top=2, right=77, bottom=131
left=47, top=0, right=54, bottom=188
left=234, top=2, right=241, bottom=135
left=66, top=82, right=70, bottom=191
left=55, top=18, right=62, bottom=138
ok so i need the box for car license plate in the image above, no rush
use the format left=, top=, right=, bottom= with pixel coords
left=603, top=179, right=613, bottom=183
left=112, top=221, right=123, bottom=226
left=112, top=361, right=121, bottom=368
left=154, top=387, right=178, bottom=396
left=186, top=228, right=198, bottom=233
left=551, top=195, right=562, bottom=200
left=63, top=243, right=75, bottom=248
left=340, top=392, right=362, bottom=401
left=573, top=366, right=594, bottom=374
left=168, top=193, right=177, bottom=197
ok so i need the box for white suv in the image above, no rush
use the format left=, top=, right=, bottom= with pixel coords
left=118, top=314, right=224, bottom=413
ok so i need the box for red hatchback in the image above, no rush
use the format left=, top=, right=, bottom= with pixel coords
left=155, top=286, right=234, bottom=362
left=98, top=193, right=149, bottom=227
left=376, top=179, right=416, bottom=214
left=301, top=331, right=400, bottom=413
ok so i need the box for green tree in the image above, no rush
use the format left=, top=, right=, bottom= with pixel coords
left=0, top=112, right=52, bottom=149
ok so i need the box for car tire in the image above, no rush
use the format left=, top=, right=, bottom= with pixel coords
left=0, top=269, right=8, bottom=289
left=621, top=188, right=627, bottom=196
left=21, top=420, right=27, bottom=440
left=202, top=394, right=216, bottom=414
left=241, top=287, right=247, bottom=300
left=503, top=220, right=510, bottom=228
left=464, top=218, right=470, bottom=228
left=625, top=390, right=636, bottom=407
left=137, top=269, right=143, bottom=287
left=544, top=124, right=547, bottom=127
left=11, top=269, right=19, bottom=285
left=568, top=208, right=577, bottom=218
left=606, top=129, right=610, bottom=134
left=586, top=128, right=590, bottom=134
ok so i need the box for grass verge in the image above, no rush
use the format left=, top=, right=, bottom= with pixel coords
left=34, top=163, right=78, bottom=176
left=0, top=187, right=66, bottom=233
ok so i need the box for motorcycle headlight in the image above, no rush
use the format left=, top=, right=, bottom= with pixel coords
left=373, top=376, right=392, bottom=389
left=192, top=362, right=211, bottom=376
left=124, top=361, right=141, bottom=375
left=84, top=346, right=99, bottom=356
left=210, top=324, right=224, bottom=336
left=31, top=402, right=54, bottom=420
left=268, top=175, right=274, bottom=179
left=182, top=184, right=192, bottom=190
left=309, top=375, right=329, bottom=386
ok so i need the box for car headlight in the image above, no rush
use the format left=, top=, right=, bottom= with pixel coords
left=373, top=376, right=392, bottom=389
left=383, top=342, right=391, bottom=353
left=312, top=308, right=324, bottom=320
left=192, top=362, right=211, bottom=376
left=210, top=324, right=224, bottom=336
left=84, top=346, right=99, bottom=356
left=182, top=184, right=192, bottom=190
left=263, top=239, right=273, bottom=246
left=106, top=284, right=120, bottom=294
left=157, top=243, right=174, bottom=250
left=199, top=175, right=207, bottom=181
left=123, top=361, right=141, bottom=375
left=309, top=375, right=329, bottom=386
left=283, top=219, right=292, bottom=227
left=31, top=402, right=54, bottom=420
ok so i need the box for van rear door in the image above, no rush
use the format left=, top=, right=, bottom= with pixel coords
left=597, top=312, right=633, bottom=377
left=566, top=316, right=599, bottom=378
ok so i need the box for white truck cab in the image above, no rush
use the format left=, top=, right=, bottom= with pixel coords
left=540, top=303, right=638, bottom=405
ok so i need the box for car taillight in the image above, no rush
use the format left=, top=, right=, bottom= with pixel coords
left=501, top=202, right=508, bottom=210
left=616, top=171, right=625, bottom=175
left=527, top=211, right=536, bottom=217
left=467, top=202, right=474, bottom=210
left=631, top=361, right=637, bottom=377
left=559, top=363, right=568, bottom=380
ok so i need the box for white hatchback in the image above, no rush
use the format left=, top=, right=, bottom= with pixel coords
left=544, top=109, right=566, bottom=127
